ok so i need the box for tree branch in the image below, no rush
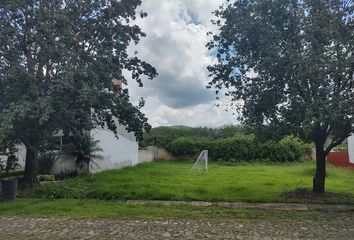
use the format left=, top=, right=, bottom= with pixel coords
left=325, top=136, right=348, bottom=155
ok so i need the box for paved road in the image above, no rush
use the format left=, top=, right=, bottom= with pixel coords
left=1, top=214, right=354, bottom=240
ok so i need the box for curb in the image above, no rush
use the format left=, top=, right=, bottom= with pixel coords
left=127, top=200, right=354, bottom=211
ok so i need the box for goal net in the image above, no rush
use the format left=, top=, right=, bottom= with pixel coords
left=191, top=150, right=208, bottom=173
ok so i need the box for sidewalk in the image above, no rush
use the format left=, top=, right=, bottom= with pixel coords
left=127, top=200, right=354, bottom=211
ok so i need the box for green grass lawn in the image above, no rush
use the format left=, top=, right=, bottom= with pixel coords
left=0, top=199, right=337, bottom=221
left=19, top=160, right=354, bottom=204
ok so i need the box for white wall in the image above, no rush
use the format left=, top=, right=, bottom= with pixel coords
left=0, top=126, right=138, bottom=174
left=348, top=135, right=354, bottom=164
left=51, top=155, right=78, bottom=175
left=90, top=126, right=138, bottom=173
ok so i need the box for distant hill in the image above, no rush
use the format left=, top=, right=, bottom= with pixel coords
left=140, top=125, right=247, bottom=148
left=155, top=125, right=238, bottom=129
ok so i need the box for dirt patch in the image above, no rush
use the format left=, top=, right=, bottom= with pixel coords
left=282, top=188, right=354, bottom=204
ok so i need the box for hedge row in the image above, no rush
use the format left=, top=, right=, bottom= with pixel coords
left=166, top=135, right=312, bottom=163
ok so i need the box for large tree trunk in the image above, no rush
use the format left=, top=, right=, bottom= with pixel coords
left=313, top=139, right=326, bottom=193
left=22, top=145, right=39, bottom=187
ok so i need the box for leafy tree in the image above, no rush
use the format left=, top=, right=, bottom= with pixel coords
left=140, top=125, right=246, bottom=148
left=208, top=0, right=354, bottom=193
left=217, top=125, right=248, bottom=138
left=0, top=0, right=157, bottom=186
left=140, top=126, right=214, bottom=148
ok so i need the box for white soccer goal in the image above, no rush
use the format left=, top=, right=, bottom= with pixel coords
left=191, top=150, right=208, bottom=173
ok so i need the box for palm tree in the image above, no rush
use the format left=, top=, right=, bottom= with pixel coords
left=63, top=133, right=103, bottom=172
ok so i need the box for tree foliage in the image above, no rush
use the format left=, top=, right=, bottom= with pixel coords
left=208, top=0, right=354, bottom=192
left=167, top=135, right=311, bottom=162
left=140, top=125, right=247, bottom=148
left=0, top=0, right=157, bottom=185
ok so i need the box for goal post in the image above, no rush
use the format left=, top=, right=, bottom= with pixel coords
left=191, top=150, right=208, bottom=173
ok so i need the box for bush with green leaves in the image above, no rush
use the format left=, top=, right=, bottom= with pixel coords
left=167, top=135, right=311, bottom=163
left=256, top=143, right=294, bottom=162
left=166, top=137, right=210, bottom=157
left=209, top=135, right=257, bottom=162
left=38, top=174, right=55, bottom=182
left=279, top=135, right=313, bottom=161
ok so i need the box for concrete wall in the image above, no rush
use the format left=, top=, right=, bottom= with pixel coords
left=89, top=126, right=138, bottom=173
left=156, top=148, right=174, bottom=160
left=138, top=148, right=155, bottom=164
left=138, top=147, right=174, bottom=164
left=51, top=154, right=89, bottom=175
left=348, top=135, right=354, bottom=164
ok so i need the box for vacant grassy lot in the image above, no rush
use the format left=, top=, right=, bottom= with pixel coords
left=19, top=160, right=354, bottom=203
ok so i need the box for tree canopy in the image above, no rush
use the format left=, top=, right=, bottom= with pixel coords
left=208, top=0, right=354, bottom=192
left=0, top=0, right=157, bottom=185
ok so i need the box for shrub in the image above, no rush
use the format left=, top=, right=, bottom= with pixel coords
left=38, top=174, right=56, bottom=182
left=166, top=137, right=209, bottom=157
left=257, top=142, right=294, bottom=162
left=167, top=135, right=311, bottom=163
left=209, top=135, right=256, bottom=161
left=279, top=135, right=312, bottom=161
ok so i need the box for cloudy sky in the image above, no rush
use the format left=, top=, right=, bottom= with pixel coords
left=126, top=0, right=236, bottom=128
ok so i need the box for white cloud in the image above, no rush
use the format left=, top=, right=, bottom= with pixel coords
left=126, top=0, right=236, bottom=127
left=146, top=96, right=236, bottom=128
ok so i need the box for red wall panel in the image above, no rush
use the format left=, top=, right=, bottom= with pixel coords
left=327, top=152, right=354, bottom=169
